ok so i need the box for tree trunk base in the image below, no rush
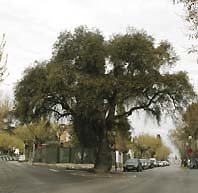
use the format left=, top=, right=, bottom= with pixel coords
left=94, top=140, right=112, bottom=173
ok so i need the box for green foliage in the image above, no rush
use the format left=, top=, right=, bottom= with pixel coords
left=14, top=119, right=58, bottom=144
left=14, top=124, right=33, bottom=143
left=0, top=99, right=11, bottom=129
left=174, top=0, right=198, bottom=53
left=0, top=119, right=58, bottom=152
left=14, top=26, right=195, bottom=172
left=155, top=145, right=171, bottom=160
left=174, top=0, right=198, bottom=36
left=133, top=134, right=170, bottom=160
left=0, top=99, right=19, bottom=151
left=0, top=131, right=24, bottom=151
left=133, top=134, right=162, bottom=158
left=53, top=26, right=106, bottom=75
left=110, top=105, right=132, bottom=151
left=15, top=63, right=49, bottom=123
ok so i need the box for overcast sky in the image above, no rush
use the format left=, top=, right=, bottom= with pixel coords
left=0, top=0, right=197, bottom=154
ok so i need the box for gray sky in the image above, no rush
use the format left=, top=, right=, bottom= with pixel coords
left=0, top=0, right=197, bottom=154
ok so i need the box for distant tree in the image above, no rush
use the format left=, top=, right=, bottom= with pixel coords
left=14, top=119, right=58, bottom=145
left=63, top=125, right=80, bottom=147
left=170, top=103, right=198, bottom=159
left=133, top=134, right=170, bottom=160
left=0, top=99, right=15, bottom=133
left=15, top=26, right=195, bottom=172
left=0, top=99, right=10, bottom=129
left=169, top=125, right=187, bottom=160
left=174, top=0, right=198, bottom=54
left=155, top=145, right=171, bottom=160
left=133, top=134, right=162, bottom=158
left=0, top=131, right=24, bottom=151
left=0, top=34, right=7, bottom=82
left=13, top=119, right=58, bottom=160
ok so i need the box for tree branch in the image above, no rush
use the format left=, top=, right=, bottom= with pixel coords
left=115, top=91, right=162, bottom=118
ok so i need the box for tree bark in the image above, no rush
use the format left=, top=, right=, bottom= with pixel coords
left=94, top=137, right=112, bottom=173
left=94, top=120, right=112, bottom=173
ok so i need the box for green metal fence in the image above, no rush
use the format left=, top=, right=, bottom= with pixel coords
left=34, top=145, right=95, bottom=164
left=34, top=144, right=130, bottom=165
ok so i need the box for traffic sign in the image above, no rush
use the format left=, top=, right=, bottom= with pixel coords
left=187, top=147, right=192, bottom=154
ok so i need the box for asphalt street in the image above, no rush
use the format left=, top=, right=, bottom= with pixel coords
left=1, top=161, right=198, bottom=193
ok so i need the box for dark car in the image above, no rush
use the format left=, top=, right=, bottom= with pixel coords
left=190, top=158, right=198, bottom=169
left=123, top=159, right=143, bottom=172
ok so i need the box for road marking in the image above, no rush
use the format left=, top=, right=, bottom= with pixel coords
left=49, top=169, right=59, bottom=172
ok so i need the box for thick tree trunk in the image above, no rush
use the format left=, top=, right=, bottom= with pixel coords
left=94, top=137, right=112, bottom=173
left=94, top=105, right=115, bottom=173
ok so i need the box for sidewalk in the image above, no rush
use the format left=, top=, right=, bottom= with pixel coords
left=31, top=162, right=94, bottom=170
left=30, top=162, right=124, bottom=175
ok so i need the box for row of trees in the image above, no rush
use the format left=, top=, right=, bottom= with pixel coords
left=0, top=114, right=59, bottom=156
left=0, top=131, right=23, bottom=152
left=13, top=26, right=195, bottom=172
left=133, top=134, right=170, bottom=161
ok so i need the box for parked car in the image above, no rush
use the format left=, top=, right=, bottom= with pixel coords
left=189, top=158, right=198, bottom=169
left=146, top=160, right=152, bottom=168
left=123, top=159, right=143, bottom=172
left=161, top=160, right=170, bottom=167
left=165, top=161, right=170, bottom=166
left=158, top=161, right=164, bottom=167
left=156, top=161, right=162, bottom=167
left=150, top=158, right=157, bottom=167
left=18, top=154, right=25, bottom=162
left=149, top=160, right=155, bottom=168
left=139, top=159, right=149, bottom=170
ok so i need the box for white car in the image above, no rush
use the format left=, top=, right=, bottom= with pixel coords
left=18, top=155, right=25, bottom=162
left=150, top=158, right=157, bottom=167
left=159, top=161, right=164, bottom=167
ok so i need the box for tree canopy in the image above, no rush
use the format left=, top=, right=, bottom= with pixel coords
left=14, top=119, right=58, bottom=145
left=15, top=26, right=195, bottom=172
left=170, top=102, right=198, bottom=159
left=174, top=0, right=198, bottom=54
left=133, top=134, right=170, bottom=160
left=0, top=131, right=24, bottom=151
left=0, top=99, right=12, bottom=130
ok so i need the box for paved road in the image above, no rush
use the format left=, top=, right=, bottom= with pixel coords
left=1, top=161, right=198, bottom=193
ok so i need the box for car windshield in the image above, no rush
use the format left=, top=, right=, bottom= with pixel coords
left=126, top=159, right=138, bottom=164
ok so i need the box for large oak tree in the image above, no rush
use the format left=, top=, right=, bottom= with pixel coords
left=15, top=26, right=195, bottom=172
